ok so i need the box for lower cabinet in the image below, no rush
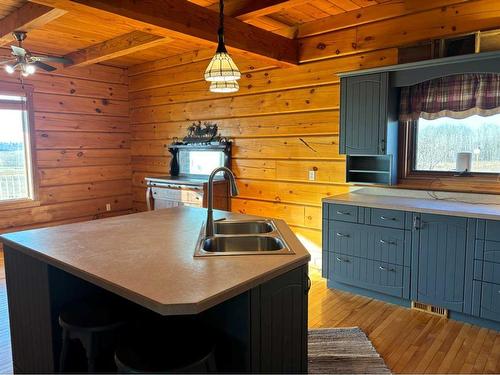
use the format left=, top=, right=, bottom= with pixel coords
left=411, top=213, right=469, bottom=312
left=323, top=202, right=500, bottom=329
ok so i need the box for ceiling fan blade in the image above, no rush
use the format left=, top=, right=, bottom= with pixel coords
left=33, top=61, right=57, bottom=72
left=32, top=55, right=72, bottom=65
left=0, top=58, right=17, bottom=65
left=11, top=45, right=26, bottom=57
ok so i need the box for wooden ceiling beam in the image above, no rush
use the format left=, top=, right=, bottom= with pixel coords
left=0, top=2, right=66, bottom=46
left=29, top=0, right=299, bottom=65
left=207, top=0, right=310, bottom=21
left=64, top=31, right=173, bottom=67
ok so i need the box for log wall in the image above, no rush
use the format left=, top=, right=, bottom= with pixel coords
left=0, top=58, right=132, bottom=237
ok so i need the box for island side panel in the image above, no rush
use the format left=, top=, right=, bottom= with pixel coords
left=4, top=246, right=55, bottom=373
left=251, top=264, right=309, bottom=373
left=4, top=246, right=104, bottom=373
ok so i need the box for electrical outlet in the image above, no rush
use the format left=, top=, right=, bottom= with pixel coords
left=106, top=203, right=111, bottom=212
left=308, top=170, right=316, bottom=181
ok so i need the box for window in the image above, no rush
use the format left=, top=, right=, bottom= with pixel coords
left=413, top=114, right=500, bottom=174
left=0, top=92, right=34, bottom=202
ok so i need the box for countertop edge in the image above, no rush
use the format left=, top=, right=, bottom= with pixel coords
left=322, top=195, right=500, bottom=221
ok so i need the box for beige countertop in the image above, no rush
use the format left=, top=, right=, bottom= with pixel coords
left=0, top=207, right=310, bottom=315
left=323, top=191, right=500, bottom=220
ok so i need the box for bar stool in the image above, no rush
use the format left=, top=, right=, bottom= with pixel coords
left=114, top=315, right=217, bottom=373
left=58, top=298, right=126, bottom=373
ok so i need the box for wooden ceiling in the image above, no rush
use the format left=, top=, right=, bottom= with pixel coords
left=0, top=0, right=390, bottom=68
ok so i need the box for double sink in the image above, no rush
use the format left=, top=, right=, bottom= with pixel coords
left=194, top=219, right=295, bottom=257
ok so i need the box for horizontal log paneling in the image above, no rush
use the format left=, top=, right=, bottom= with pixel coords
left=130, top=84, right=340, bottom=123
left=236, top=179, right=350, bottom=206
left=34, top=93, right=128, bottom=116
left=233, top=135, right=341, bottom=159
left=35, top=113, right=130, bottom=133
left=36, top=149, right=131, bottom=167
left=0, top=195, right=132, bottom=231
left=39, top=165, right=132, bottom=186
left=233, top=159, right=347, bottom=183
left=36, top=131, right=130, bottom=149
left=0, top=64, right=132, bottom=234
left=131, top=111, right=340, bottom=139
left=39, top=180, right=132, bottom=204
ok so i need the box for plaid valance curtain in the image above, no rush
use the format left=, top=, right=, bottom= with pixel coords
left=399, top=73, right=500, bottom=121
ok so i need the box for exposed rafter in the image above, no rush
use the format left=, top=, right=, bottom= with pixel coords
left=213, top=0, right=310, bottom=21
left=0, top=2, right=66, bottom=46
left=29, top=0, right=299, bottom=66
left=64, top=31, right=172, bottom=67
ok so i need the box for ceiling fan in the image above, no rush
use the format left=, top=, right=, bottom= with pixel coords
left=1, top=31, right=72, bottom=77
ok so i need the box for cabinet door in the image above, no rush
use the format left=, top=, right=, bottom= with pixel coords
left=340, top=73, right=388, bottom=155
left=252, top=265, right=308, bottom=373
left=412, top=213, right=468, bottom=312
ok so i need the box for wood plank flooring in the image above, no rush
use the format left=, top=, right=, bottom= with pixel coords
left=0, top=251, right=499, bottom=373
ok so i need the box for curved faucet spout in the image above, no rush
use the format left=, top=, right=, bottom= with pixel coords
left=206, top=167, right=239, bottom=237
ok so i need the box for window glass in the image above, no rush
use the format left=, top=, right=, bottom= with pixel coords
left=414, top=114, right=500, bottom=173
left=0, top=95, right=32, bottom=201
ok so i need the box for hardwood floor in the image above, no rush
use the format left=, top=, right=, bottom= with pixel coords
left=0, top=251, right=499, bottom=373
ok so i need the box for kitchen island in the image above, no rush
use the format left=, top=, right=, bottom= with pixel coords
left=1, top=207, right=310, bottom=373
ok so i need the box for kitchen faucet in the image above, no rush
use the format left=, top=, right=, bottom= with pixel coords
left=206, top=167, right=239, bottom=237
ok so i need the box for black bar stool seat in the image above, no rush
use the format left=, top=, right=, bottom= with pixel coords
left=59, top=297, right=126, bottom=373
left=114, top=316, right=217, bottom=373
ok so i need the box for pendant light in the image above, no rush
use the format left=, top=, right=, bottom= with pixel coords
left=210, top=80, right=239, bottom=93
left=204, top=0, right=241, bottom=90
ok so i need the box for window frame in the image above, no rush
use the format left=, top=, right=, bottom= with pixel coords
left=0, top=82, right=38, bottom=209
left=399, top=119, right=500, bottom=190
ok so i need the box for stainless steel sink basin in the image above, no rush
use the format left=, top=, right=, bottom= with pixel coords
left=194, top=219, right=295, bottom=257
left=202, top=236, right=285, bottom=253
left=214, top=220, right=274, bottom=235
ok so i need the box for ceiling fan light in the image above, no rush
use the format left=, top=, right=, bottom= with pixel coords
left=5, top=65, right=15, bottom=74
left=204, top=51, right=241, bottom=82
left=209, top=80, right=239, bottom=93
left=25, top=64, right=36, bottom=75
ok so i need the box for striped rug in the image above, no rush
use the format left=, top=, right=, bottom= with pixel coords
left=308, top=327, right=391, bottom=374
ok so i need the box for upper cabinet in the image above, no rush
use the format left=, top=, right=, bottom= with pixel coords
left=340, top=72, right=391, bottom=155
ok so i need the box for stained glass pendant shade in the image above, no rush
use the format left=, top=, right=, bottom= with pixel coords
left=204, top=0, right=241, bottom=92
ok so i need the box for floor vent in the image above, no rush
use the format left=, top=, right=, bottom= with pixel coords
left=411, top=301, right=448, bottom=318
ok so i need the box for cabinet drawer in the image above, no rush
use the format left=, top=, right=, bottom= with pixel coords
left=481, top=261, right=500, bottom=284
left=485, top=221, right=500, bottom=242
left=152, top=187, right=181, bottom=201
left=480, top=281, right=500, bottom=323
left=370, top=208, right=405, bottom=229
left=475, top=240, right=500, bottom=264
left=329, top=252, right=408, bottom=298
left=328, top=204, right=358, bottom=223
left=328, top=221, right=408, bottom=266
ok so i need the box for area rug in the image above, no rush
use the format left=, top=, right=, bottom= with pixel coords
left=308, top=327, right=391, bottom=374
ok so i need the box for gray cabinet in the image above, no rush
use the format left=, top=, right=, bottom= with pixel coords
left=323, top=202, right=500, bottom=330
left=411, top=213, right=470, bottom=312
left=340, top=73, right=389, bottom=155
left=339, top=72, right=399, bottom=185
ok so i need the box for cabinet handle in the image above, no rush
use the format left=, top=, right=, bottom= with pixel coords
left=336, top=211, right=350, bottom=216
left=379, top=139, right=386, bottom=154
left=379, top=266, right=395, bottom=272
left=379, top=239, right=396, bottom=245
left=380, top=216, right=396, bottom=221
left=336, top=232, right=350, bottom=238
left=413, top=216, right=421, bottom=230
left=306, top=274, right=312, bottom=294
left=336, top=257, right=350, bottom=263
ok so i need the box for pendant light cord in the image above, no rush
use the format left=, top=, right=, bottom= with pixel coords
left=217, top=0, right=227, bottom=53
